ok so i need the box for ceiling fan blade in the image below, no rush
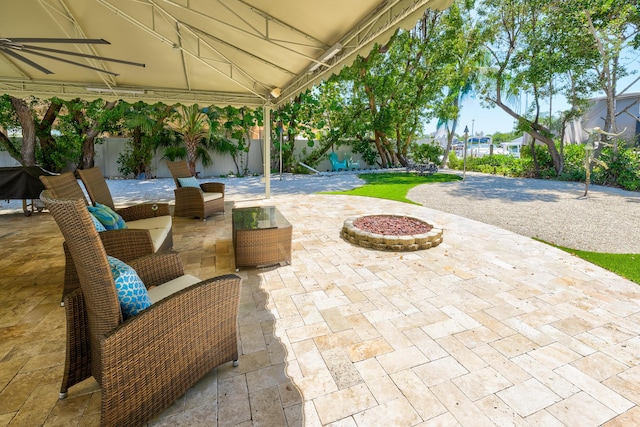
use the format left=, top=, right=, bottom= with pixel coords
left=21, top=45, right=145, bottom=68
left=0, top=47, right=53, bottom=74
left=8, top=38, right=110, bottom=45
left=15, top=49, right=119, bottom=76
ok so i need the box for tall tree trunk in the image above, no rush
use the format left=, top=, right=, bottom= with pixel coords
left=373, top=130, right=389, bottom=167
left=36, top=100, right=63, bottom=172
left=77, top=100, right=116, bottom=170
left=11, top=97, right=37, bottom=166
left=185, top=138, right=198, bottom=176
left=363, top=75, right=391, bottom=168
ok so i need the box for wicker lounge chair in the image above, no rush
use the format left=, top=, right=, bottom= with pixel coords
left=40, top=172, right=173, bottom=302
left=78, top=166, right=171, bottom=231
left=41, top=190, right=241, bottom=427
left=76, top=167, right=173, bottom=251
left=166, top=161, right=225, bottom=219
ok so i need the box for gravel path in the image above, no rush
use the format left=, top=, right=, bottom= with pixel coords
left=408, top=171, right=640, bottom=254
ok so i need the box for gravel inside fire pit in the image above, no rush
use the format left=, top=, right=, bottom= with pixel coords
left=353, top=215, right=433, bottom=236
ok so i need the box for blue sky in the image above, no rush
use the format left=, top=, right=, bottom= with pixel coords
left=423, top=73, right=640, bottom=137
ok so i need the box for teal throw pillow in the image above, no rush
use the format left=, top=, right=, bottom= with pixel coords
left=88, top=203, right=127, bottom=230
left=107, top=255, right=152, bottom=319
left=177, top=176, right=200, bottom=188
left=89, top=212, right=107, bottom=232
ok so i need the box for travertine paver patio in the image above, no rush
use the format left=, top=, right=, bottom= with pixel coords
left=1, top=191, right=640, bottom=426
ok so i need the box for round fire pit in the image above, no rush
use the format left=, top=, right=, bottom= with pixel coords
left=341, top=214, right=443, bottom=251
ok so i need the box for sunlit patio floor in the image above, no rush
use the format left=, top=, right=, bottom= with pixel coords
left=2, top=191, right=640, bottom=426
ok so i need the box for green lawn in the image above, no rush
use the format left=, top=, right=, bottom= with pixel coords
left=535, top=239, right=640, bottom=285
left=327, top=171, right=639, bottom=285
left=322, top=172, right=462, bottom=204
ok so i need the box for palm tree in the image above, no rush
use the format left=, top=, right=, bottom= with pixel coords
left=172, top=104, right=209, bottom=176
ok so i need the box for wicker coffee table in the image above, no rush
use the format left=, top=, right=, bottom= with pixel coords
left=232, top=206, right=292, bottom=269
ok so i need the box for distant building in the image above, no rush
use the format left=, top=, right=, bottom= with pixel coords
left=564, top=92, right=640, bottom=145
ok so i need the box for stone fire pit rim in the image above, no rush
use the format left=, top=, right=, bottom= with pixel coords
left=341, top=213, right=444, bottom=251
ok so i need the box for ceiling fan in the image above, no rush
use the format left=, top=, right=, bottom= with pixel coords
left=0, top=37, right=145, bottom=76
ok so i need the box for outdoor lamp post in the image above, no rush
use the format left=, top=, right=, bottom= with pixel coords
left=463, top=125, right=469, bottom=180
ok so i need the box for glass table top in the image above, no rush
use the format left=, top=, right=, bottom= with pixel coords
left=231, top=206, right=290, bottom=230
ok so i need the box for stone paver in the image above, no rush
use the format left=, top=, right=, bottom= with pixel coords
left=1, top=189, right=640, bottom=426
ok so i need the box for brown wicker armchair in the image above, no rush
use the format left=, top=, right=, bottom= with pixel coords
left=40, top=172, right=173, bottom=302
left=166, top=160, right=225, bottom=219
left=41, top=191, right=241, bottom=427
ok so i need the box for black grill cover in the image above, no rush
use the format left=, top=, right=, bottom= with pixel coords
left=0, top=166, right=54, bottom=199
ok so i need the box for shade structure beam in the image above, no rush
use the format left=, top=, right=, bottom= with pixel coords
left=97, top=0, right=268, bottom=101
left=274, top=0, right=452, bottom=106
left=152, top=0, right=317, bottom=85
left=38, top=0, right=118, bottom=86
left=160, top=0, right=328, bottom=65
left=236, top=0, right=327, bottom=47
left=151, top=0, right=281, bottom=92
left=182, top=23, right=296, bottom=77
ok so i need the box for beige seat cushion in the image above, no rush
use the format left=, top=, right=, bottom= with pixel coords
left=126, top=215, right=172, bottom=231
left=147, top=274, right=201, bottom=303
left=126, top=215, right=172, bottom=252
left=203, top=192, right=223, bottom=202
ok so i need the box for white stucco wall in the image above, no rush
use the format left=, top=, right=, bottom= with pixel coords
left=0, top=137, right=369, bottom=177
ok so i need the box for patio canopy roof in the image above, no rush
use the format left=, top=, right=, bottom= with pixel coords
left=0, top=0, right=452, bottom=108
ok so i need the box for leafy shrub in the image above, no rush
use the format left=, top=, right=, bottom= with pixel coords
left=448, top=152, right=462, bottom=169
left=117, top=138, right=153, bottom=178
left=592, top=146, right=640, bottom=191
left=553, top=144, right=585, bottom=182
left=409, top=142, right=443, bottom=164
left=447, top=151, right=536, bottom=177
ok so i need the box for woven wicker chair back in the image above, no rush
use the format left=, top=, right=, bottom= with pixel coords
left=40, top=191, right=122, bottom=384
left=40, top=172, right=88, bottom=204
left=166, top=161, right=193, bottom=187
left=77, top=167, right=115, bottom=210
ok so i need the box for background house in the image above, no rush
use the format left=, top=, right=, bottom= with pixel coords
left=564, top=92, right=640, bottom=145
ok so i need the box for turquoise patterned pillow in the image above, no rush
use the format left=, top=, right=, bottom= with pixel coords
left=89, top=212, right=107, bottom=232
left=177, top=176, right=200, bottom=188
left=107, top=256, right=151, bottom=318
left=88, top=203, right=127, bottom=230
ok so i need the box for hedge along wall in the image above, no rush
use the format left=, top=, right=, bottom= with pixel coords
left=0, top=137, right=366, bottom=178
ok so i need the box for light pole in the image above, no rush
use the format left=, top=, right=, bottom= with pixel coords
left=463, top=125, right=469, bottom=180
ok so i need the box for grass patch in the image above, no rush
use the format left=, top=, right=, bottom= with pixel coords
left=535, top=238, right=640, bottom=285
left=322, top=172, right=462, bottom=204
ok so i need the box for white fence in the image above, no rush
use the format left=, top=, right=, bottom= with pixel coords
left=0, top=137, right=367, bottom=178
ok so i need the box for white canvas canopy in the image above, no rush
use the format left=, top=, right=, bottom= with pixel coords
left=0, top=0, right=453, bottom=195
